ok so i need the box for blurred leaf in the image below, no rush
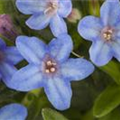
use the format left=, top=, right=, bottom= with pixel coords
left=0, top=82, right=25, bottom=104
left=88, top=0, right=100, bottom=16
left=93, top=84, right=120, bottom=118
left=42, top=108, right=69, bottom=120
left=22, top=89, right=50, bottom=120
left=99, top=108, right=120, bottom=120
left=99, top=61, right=120, bottom=84
left=82, top=109, right=95, bottom=120
left=0, top=1, right=5, bottom=14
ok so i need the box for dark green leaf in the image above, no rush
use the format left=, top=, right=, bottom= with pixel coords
left=42, top=108, right=69, bottom=120
left=93, top=84, right=120, bottom=118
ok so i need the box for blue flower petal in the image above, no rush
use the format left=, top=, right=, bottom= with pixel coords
left=0, top=38, right=6, bottom=50
left=61, top=58, right=94, bottom=81
left=48, top=34, right=73, bottom=63
left=58, top=0, right=72, bottom=17
left=89, top=40, right=113, bottom=66
left=0, top=62, right=17, bottom=85
left=100, top=0, right=120, bottom=26
left=78, top=16, right=103, bottom=41
left=26, top=13, right=51, bottom=30
left=8, top=64, right=44, bottom=91
left=44, top=77, right=72, bottom=110
left=112, top=39, right=120, bottom=61
left=0, top=73, right=2, bottom=80
left=3, top=47, right=23, bottom=65
left=0, top=103, right=27, bottom=120
left=50, top=14, right=67, bottom=37
left=16, top=0, right=46, bottom=15
left=16, top=36, right=46, bottom=64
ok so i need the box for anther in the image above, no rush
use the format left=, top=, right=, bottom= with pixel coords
left=103, top=29, right=113, bottom=41
left=46, top=61, right=52, bottom=66
left=45, top=69, right=50, bottom=73
left=50, top=67, right=56, bottom=72
left=103, top=33, right=112, bottom=41
left=44, top=2, right=58, bottom=15
left=52, top=3, right=57, bottom=9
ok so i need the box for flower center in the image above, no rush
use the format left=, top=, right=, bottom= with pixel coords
left=44, top=2, right=58, bottom=15
left=103, top=30, right=113, bottom=41
left=102, top=27, right=114, bottom=42
left=45, top=60, right=57, bottom=73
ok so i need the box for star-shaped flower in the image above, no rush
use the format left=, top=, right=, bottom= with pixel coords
left=8, top=34, right=94, bottom=110
left=0, top=103, right=27, bottom=120
left=78, top=0, right=120, bottom=66
left=16, top=0, right=72, bottom=37
left=0, top=38, right=23, bottom=86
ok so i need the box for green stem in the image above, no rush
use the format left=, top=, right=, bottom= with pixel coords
left=72, top=51, right=84, bottom=58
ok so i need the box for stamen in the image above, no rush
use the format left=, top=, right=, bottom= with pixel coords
left=44, top=7, right=52, bottom=14
left=50, top=67, right=56, bottom=72
left=45, top=60, right=57, bottom=74
left=45, top=69, right=50, bottom=73
left=102, top=28, right=113, bottom=41
left=44, top=2, right=58, bottom=15
left=46, top=61, right=52, bottom=66
left=103, top=32, right=112, bottom=41
left=52, top=3, right=58, bottom=9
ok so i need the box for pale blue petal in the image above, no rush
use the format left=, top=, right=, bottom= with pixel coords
left=0, top=103, right=27, bottom=120
left=89, top=40, right=113, bottom=66
left=16, top=36, right=46, bottom=64
left=0, top=73, right=2, bottom=80
left=50, top=14, right=67, bottom=37
left=26, top=13, right=51, bottom=30
left=3, top=47, right=23, bottom=65
left=8, top=64, right=44, bottom=91
left=100, top=0, right=120, bottom=26
left=16, top=0, right=46, bottom=14
left=48, top=34, right=73, bottom=63
left=78, top=16, right=103, bottom=41
left=0, top=62, right=17, bottom=85
left=58, top=0, right=72, bottom=17
left=112, top=39, right=120, bottom=61
left=61, top=58, right=94, bottom=81
left=44, top=77, right=72, bottom=110
left=0, top=38, right=6, bottom=50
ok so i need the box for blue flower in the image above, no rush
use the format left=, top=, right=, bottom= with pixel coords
left=16, top=0, right=72, bottom=37
left=78, top=0, right=120, bottom=66
left=0, top=103, right=27, bottom=120
left=8, top=34, right=94, bottom=110
left=0, top=38, right=23, bottom=86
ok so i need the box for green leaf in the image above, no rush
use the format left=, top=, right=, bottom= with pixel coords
left=93, top=84, right=120, bottom=118
left=99, top=61, right=120, bottom=84
left=22, top=89, right=50, bottom=120
left=42, top=108, right=69, bottom=120
left=88, top=0, right=100, bottom=16
left=0, top=1, right=5, bottom=14
left=99, top=108, right=120, bottom=120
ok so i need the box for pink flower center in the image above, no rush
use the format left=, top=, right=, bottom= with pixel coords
left=45, top=60, right=57, bottom=73
left=101, top=27, right=114, bottom=41
left=44, top=2, right=58, bottom=16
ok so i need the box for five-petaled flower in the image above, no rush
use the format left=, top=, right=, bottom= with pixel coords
left=16, top=0, right=72, bottom=37
left=0, top=103, right=27, bottom=120
left=78, top=0, right=120, bottom=66
left=7, top=34, right=94, bottom=110
left=0, top=38, right=23, bottom=86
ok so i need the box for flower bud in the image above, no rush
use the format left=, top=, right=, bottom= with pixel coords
left=67, top=8, right=81, bottom=23
left=0, top=14, right=18, bottom=42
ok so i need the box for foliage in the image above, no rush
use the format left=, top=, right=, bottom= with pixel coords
left=0, top=0, right=120, bottom=120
